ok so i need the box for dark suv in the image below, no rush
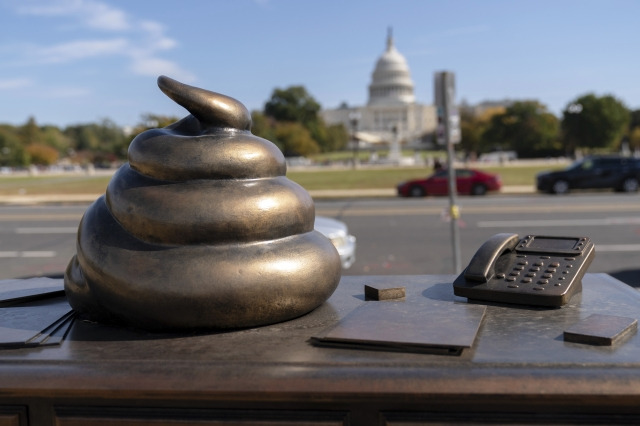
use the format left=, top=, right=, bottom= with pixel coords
left=536, top=156, right=640, bottom=194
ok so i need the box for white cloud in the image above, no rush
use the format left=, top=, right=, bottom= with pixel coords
left=17, top=0, right=130, bottom=31
left=10, top=0, right=194, bottom=81
left=130, top=56, right=195, bottom=83
left=139, top=20, right=178, bottom=51
left=35, top=38, right=128, bottom=63
left=0, top=78, right=33, bottom=90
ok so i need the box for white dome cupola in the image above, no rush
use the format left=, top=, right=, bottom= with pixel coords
left=367, top=28, right=415, bottom=106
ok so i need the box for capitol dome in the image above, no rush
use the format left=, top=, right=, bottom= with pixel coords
left=368, top=29, right=415, bottom=106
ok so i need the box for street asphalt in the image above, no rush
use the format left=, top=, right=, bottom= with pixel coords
left=0, top=185, right=536, bottom=205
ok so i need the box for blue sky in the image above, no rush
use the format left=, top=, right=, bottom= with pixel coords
left=1, top=0, right=638, bottom=128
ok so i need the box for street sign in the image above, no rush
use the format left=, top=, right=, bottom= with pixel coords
left=434, top=72, right=461, bottom=145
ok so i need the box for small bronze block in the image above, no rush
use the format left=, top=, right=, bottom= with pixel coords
left=364, top=284, right=406, bottom=301
left=564, top=314, right=638, bottom=346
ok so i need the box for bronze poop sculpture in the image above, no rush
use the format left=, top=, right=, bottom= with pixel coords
left=64, top=76, right=342, bottom=331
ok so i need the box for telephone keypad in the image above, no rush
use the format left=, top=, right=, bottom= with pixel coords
left=500, top=253, right=586, bottom=293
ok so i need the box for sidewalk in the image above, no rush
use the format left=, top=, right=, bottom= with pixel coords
left=0, top=186, right=536, bottom=204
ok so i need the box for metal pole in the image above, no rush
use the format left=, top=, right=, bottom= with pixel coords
left=446, top=139, right=462, bottom=274
left=435, top=71, right=462, bottom=274
left=349, top=111, right=360, bottom=169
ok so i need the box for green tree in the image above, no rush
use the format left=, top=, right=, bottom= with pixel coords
left=18, top=116, right=42, bottom=146
left=0, top=125, right=29, bottom=166
left=134, top=114, right=180, bottom=130
left=64, top=124, right=101, bottom=151
left=459, top=106, right=505, bottom=157
left=250, top=111, right=278, bottom=148
left=273, top=122, right=319, bottom=156
left=65, top=119, right=129, bottom=160
left=482, top=101, right=561, bottom=158
left=265, top=86, right=321, bottom=125
left=323, top=123, right=349, bottom=152
left=41, top=125, right=71, bottom=153
left=628, top=109, right=640, bottom=150
left=263, top=85, right=341, bottom=153
left=26, top=143, right=58, bottom=165
left=561, top=94, right=629, bottom=155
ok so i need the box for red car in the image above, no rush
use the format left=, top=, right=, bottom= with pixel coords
left=397, top=168, right=502, bottom=197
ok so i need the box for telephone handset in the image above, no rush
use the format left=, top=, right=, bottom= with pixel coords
left=453, top=233, right=595, bottom=307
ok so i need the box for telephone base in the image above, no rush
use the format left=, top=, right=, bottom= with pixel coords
left=453, top=275, right=582, bottom=307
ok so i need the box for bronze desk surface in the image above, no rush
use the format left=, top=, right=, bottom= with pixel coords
left=2, top=273, right=640, bottom=425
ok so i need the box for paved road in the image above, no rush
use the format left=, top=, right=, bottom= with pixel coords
left=0, top=193, right=639, bottom=287
left=315, top=193, right=640, bottom=286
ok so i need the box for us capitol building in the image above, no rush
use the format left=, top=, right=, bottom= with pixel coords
left=320, top=30, right=437, bottom=157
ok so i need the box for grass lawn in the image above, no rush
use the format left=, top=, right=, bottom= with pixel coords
left=0, top=163, right=565, bottom=195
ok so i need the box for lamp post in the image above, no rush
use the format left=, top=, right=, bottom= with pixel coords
left=390, top=124, right=400, bottom=164
left=567, top=103, right=583, bottom=158
left=349, top=111, right=361, bottom=169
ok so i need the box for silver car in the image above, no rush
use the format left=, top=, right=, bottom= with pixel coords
left=314, top=216, right=356, bottom=269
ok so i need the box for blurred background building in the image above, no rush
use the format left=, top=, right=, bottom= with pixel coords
left=321, top=29, right=437, bottom=153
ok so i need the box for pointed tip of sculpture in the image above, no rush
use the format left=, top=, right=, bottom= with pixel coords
left=157, top=75, right=251, bottom=131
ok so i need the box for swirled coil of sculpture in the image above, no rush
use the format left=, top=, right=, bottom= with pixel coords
left=64, top=76, right=342, bottom=331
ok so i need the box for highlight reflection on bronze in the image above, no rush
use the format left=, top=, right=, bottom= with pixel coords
left=64, top=76, right=341, bottom=331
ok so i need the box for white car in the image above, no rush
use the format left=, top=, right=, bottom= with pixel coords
left=314, top=216, right=356, bottom=269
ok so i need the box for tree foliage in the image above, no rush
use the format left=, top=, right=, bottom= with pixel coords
left=25, top=143, right=59, bottom=165
left=459, top=106, right=505, bottom=156
left=261, top=85, right=348, bottom=154
left=627, top=109, right=640, bottom=149
left=561, top=94, right=629, bottom=154
left=274, top=122, right=320, bottom=156
left=265, top=86, right=321, bottom=125
left=482, top=101, right=561, bottom=158
left=0, top=89, right=635, bottom=168
left=0, top=125, right=29, bottom=166
left=63, top=119, right=128, bottom=165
